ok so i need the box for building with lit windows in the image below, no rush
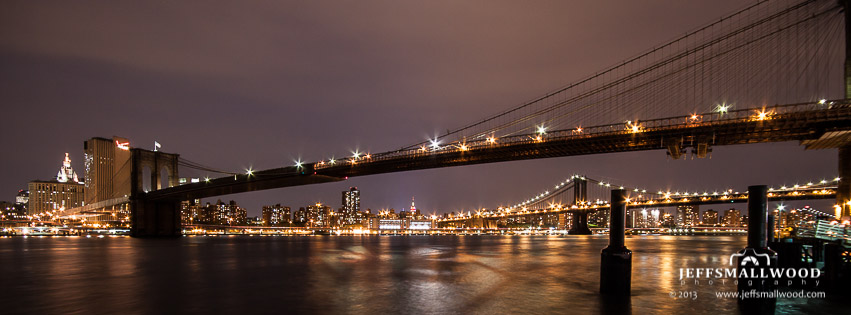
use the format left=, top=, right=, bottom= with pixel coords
left=676, top=205, right=699, bottom=227
left=703, top=209, right=719, bottom=225
left=307, top=203, right=331, bottom=228
left=84, top=136, right=132, bottom=204
left=14, top=190, right=28, bottom=216
left=180, top=199, right=203, bottom=224
left=207, top=200, right=247, bottom=225
left=262, top=204, right=291, bottom=227
left=722, top=209, right=742, bottom=226
left=293, top=207, right=308, bottom=226
left=341, top=187, right=362, bottom=226
left=27, top=153, right=86, bottom=214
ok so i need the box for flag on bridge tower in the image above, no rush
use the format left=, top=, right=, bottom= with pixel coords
left=154, top=141, right=161, bottom=152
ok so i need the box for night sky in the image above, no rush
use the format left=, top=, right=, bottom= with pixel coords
left=0, top=1, right=839, bottom=216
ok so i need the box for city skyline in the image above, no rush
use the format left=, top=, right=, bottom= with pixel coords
left=0, top=1, right=841, bottom=215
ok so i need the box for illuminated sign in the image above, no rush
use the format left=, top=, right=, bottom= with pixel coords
left=115, top=140, right=130, bottom=151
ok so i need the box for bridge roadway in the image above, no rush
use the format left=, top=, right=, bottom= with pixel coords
left=436, top=186, right=837, bottom=224
left=145, top=100, right=851, bottom=202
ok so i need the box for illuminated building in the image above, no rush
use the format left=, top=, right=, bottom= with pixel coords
left=180, top=199, right=203, bottom=224
left=342, top=187, right=360, bottom=213
left=27, top=180, right=85, bottom=214
left=56, top=153, right=82, bottom=183
left=589, top=209, right=609, bottom=228
left=722, top=209, right=741, bottom=226
left=14, top=190, right=28, bottom=216
left=27, top=153, right=85, bottom=214
left=703, top=209, right=718, bottom=225
left=84, top=136, right=131, bottom=204
left=660, top=212, right=675, bottom=228
left=207, top=200, right=247, bottom=226
left=341, top=187, right=361, bottom=225
left=293, top=207, right=308, bottom=225
left=408, top=220, right=432, bottom=230
left=307, top=203, right=331, bottom=227
left=676, top=205, right=699, bottom=227
left=1, top=201, right=14, bottom=219
left=262, top=204, right=291, bottom=227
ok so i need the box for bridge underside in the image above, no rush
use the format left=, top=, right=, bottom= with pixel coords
left=130, top=105, right=850, bottom=236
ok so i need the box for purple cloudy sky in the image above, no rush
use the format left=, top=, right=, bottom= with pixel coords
left=0, top=1, right=839, bottom=215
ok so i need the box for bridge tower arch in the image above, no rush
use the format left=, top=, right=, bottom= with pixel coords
left=129, top=148, right=182, bottom=237
left=569, top=176, right=592, bottom=235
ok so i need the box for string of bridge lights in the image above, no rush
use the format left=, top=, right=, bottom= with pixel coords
left=498, top=174, right=841, bottom=213
left=251, top=99, right=834, bottom=177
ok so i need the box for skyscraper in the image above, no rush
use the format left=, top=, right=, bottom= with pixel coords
left=84, top=136, right=132, bottom=204
left=343, top=187, right=360, bottom=213
left=341, top=187, right=361, bottom=226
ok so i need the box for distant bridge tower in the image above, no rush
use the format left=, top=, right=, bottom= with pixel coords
left=129, top=148, right=182, bottom=237
left=568, top=176, right=592, bottom=235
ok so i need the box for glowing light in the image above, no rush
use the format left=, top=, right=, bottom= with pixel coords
left=688, top=114, right=702, bottom=123
left=204, top=177, right=210, bottom=182
left=716, top=103, right=730, bottom=114
left=459, top=144, right=468, bottom=151
left=626, top=120, right=642, bottom=133
left=245, top=168, right=254, bottom=176
left=329, top=158, right=336, bottom=165
left=115, top=140, right=130, bottom=151
left=575, top=127, right=583, bottom=134
left=295, top=160, right=303, bottom=168
left=835, top=177, right=841, bottom=182
left=819, top=99, right=827, bottom=104
left=487, top=137, right=497, bottom=144
left=535, top=135, right=543, bottom=142
left=364, top=154, right=371, bottom=159
left=754, top=109, right=770, bottom=121
left=430, top=139, right=440, bottom=150
left=536, top=125, right=547, bottom=134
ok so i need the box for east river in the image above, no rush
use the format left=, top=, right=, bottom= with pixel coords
left=0, top=235, right=845, bottom=314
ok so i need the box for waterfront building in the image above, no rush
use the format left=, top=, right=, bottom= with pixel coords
left=703, top=209, right=718, bottom=226
left=676, top=205, right=699, bottom=227
left=1, top=201, right=14, bottom=219
left=247, top=216, right=264, bottom=226
left=722, top=209, right=741, bottom=226
left=293, top=207, right=308, bottom=226
left=660, top=212, right=675, bottom=228
left=262, top=204, right=291, bottom=227
left=209, top=200, right=247, bottom=225
left=28, top=180, right=85, bottom=214
left=180, top=199, right=203, bottom=224
left=589, top=209, right=609, bottom=228
left=307, top=203, right=331, bottom=227
left=84, top=137, right=132, bottom=204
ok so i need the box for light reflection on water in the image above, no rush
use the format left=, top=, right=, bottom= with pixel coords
left=0, top=235, right=840, bottom=314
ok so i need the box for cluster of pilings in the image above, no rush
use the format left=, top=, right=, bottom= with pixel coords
left=600, top=185, right=832, bottom=313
